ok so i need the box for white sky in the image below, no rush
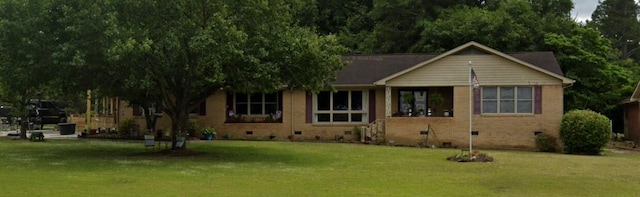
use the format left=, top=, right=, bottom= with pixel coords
left=571, top=0, right=599, bottom=22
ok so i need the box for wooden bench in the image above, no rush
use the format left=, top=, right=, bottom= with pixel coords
left=30, top=132, right=45, bottom=141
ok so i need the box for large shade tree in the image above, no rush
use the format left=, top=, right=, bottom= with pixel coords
left=590, top=0, right=640, bottom=60
left=107, top=0, right=346, bottom=149
left=0, top=0, right=112, bottom=138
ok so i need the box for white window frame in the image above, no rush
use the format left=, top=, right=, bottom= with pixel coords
left=313, top=90, right=368, bottom=123
left=482, top=86, right=533, bottom=114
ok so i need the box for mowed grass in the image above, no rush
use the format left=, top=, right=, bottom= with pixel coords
left=1, top=138, right=639, bottom=197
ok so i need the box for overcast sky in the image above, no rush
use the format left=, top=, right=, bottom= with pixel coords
left=571, top=0, right=640, bottom=22
left=571, top=0, right=599, bottom=22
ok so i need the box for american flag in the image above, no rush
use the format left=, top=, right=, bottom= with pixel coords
left=471, top=68, right=479, bottom=89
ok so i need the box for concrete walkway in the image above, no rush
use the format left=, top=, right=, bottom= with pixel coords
left=1, top=129, right=79, bottom=139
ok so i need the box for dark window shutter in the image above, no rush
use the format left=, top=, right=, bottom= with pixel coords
left=473, top=89, right=481, bottom=114
left=369, top=89, right=376, bottom=123
left=133, top=105, right=142, bottom=116
left=199, top=100, right=207, bottom=116
left=306, top=92, right=312, bottom=123
left=534, top=86, right=542, bottom=114
left=226, top=92, right=234, bottom=115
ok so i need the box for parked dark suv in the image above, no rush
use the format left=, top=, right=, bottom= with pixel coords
left=27, top=99, right=68, bottom=125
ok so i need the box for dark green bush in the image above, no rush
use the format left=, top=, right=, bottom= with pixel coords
left=117, top=118, right=140, bottom=137
left=187, top=120, right=202, bottom=139
left=559, top=110, right=611, bottom=155
left=535, top=133, right=557, bottom=152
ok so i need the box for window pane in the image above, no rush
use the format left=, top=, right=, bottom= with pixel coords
left=517, top=87, right=532, bottom=99
left=351, top=91, right=363, bottom=110
left=400, top=91, right=413, bottom=113
left=483, top=101, right=497, bottom=113
left=317, top=91, right=330, bottom=110
left=517, top=101, right=533, bottom=113
left=333, top=91, right=349, bottom=110
left=351, top=113, right=363, bottom=122
left=250, top=93, right=263, bottom=103
left=265, top=104, right=277, bottom=114
left=333, top=113, right=349, bottom=122
left=317, top=114, right=330, bottom=122
left=250, top=104, right=262, bottom=114
left=236, top=93, right=248, bottom=103
left=482, top=87, right=497, bottom=99
left=500, top=100, right=514, bottom=113
left=500, top=87, right=514, bottom=99
left=236, top=104, right=248, bottom=114
left=265, top=92, right=278, bottom=102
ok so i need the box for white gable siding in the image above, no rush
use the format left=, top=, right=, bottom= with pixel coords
left=386, top=55, right=562, bottom=87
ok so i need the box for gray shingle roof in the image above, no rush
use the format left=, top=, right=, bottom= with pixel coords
left=334, top=52, right=563, bottom=85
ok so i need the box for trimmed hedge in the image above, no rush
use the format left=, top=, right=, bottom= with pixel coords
left=559, top=110, right=610, bottom=155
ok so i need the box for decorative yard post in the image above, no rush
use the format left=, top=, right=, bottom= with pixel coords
left=86, top=90, right=92, bottom=131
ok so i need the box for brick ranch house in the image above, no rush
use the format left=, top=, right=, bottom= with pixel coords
left=621, top=80, right=640, bottom=144
left=116, top=41, right=574, bottom=149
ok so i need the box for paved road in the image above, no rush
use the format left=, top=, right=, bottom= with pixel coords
left=0, top=129, right=78, bottom=139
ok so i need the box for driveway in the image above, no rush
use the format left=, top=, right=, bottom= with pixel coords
left=1, top=129, right=78, bottom=139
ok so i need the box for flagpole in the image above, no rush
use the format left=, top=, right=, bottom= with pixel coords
left=468, top=61, right=473, bottom=155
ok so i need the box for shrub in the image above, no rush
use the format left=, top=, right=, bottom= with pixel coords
left=535, top=133, right=557, bottom=152
left=187, top=120, right=202, bottom=139
left=559, top=110, right=611, bottom=155
left=352, top=126, right=361, bottom=141
left=118, top=118, right=140, bottom=137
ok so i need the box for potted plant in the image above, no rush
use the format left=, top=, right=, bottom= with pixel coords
left=117, top=118, right=140, bottom=138
left=402, top=92, right=415, bottom=115
left=202, top=127, right=216, bottom=140
left=429, top=93, right=445, bottom=116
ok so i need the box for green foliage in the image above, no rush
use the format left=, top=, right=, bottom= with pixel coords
left=429, top=93, right=444, bottom=107
left=105, top=0, right=347, bottom=147
left=535, top=133, right=557, bottom=152
left=202, top=127, right=216, bottom=136
left=559, top=110, right=611, bottom=155
left=544, top=27, right=635, bottom=126
left=590, top=0, right=640, bottom=60
left=187, top=120, right=201, bottom=139
left=413, top=1, right=539, bottom=52
left=117, top=118, right=140, bottom=137
left=352, top=126, right=361, bottom=140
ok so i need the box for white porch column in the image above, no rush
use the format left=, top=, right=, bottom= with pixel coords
left=385, top=86, right=392, bottom=117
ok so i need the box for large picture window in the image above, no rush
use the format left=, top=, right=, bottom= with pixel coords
left=232, top=92, right=280, bottom=115
left=314, top=90, right=367, bottom=123
left=482, top=86, right=532, bottom=114
left=226, top=91, right=283, bottom=123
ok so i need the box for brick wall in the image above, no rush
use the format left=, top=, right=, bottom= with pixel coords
left=117, top=85, right=564, bottom=148
left=624, top=102, right=640, bottom=143
left=384, top=85, right=564, bottom=149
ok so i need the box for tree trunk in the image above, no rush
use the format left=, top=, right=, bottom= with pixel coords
left=169, top=109, right=189, bottom=150
left=19, top=116, right=28, bottom=139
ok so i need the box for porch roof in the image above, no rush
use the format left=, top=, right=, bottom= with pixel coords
left=333, top=42, right=571, bottom=86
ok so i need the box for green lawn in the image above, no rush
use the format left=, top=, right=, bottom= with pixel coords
left=1, top=138, right=639, bottom=197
